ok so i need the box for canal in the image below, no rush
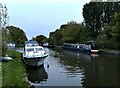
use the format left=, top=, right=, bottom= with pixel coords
left=24, top=47, right=120, bottom=87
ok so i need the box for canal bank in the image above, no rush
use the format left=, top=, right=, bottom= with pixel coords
left=100, top=49, right=120, bottom=56
left=2, top=50, right=30, bottom=87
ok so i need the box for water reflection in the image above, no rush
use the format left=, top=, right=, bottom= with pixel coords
left=82, top=54, right=119, bottom=86
left=55, top=48, right=119, bottom=86
left=24, top=48, right=119, bottom=87
left=25, top=65, right=48, bottom=87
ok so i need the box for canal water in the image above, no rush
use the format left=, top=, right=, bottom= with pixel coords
left=24, top=47, right=120, bottom=87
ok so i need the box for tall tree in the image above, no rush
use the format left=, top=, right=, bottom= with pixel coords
left=33, top=35, right=48, bottom=44
left=49, top=21, right=89, bottom=45
left=7, top=26, right=28, bottom=47
left=96, top=11, right=120, bottom=49
left=82, top=1, right=120, bottom=37
left=0, top=3, right=9, bottom=56
left=111, top=12, right=120, bottom=49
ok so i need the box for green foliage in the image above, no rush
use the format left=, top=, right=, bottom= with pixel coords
left=7, top=26, right=28, bottom=47
left=82, top=1, right=120, bottom=50
left=33, top=35, right=48, bottom=43
left=1, top=28, right=7, bottom=56
left=49, top=21, right=92, bottom=45
left=83, top=2, right=120, bottom=37
left=0, top=4, right=9, bottom=56
left=49, top=2, right=120, bottom=50
left=97, top=11, right=120, bottom=50
left=111, top=12, right=120, bottom=49
left=49, top=31, right=62, bottom=45
left=6, top=50, right=21, bottom=58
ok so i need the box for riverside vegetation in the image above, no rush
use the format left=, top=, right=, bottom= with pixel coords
left=1, top=1, right=120, bottom=87
left=2, top=2, right=120, bottom=57
left=32, top=2, right=120, bottom=51
left=48, top=2, right=120, bottom=50
left=2, top=50, right=30, bottom=87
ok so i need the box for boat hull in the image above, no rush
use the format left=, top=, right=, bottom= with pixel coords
left=62, top=47, right=99, bottom=54
left=91, top=50, right=99, bottom=54
left=22, top=55, right=48, bottom=67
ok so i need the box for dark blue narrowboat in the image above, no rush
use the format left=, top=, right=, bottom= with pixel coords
left=62, top=41, right=99, bottom=54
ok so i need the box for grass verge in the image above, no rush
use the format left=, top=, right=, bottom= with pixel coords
left=2, top=50, right=30, bottom=87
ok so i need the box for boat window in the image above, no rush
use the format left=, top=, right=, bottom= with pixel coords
left=26, top=48, right=34, bottom=52
left=36, top=48, right=43, bottom=51
left=79, top=45, right=84, bottom=48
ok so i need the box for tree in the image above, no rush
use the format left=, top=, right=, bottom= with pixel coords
left=49, top=21, right=90, bottom=45
left=82, top=2, right=120, bottom=38
left=96, top=11, right=120, bottom=49
left=0, top=3, right=9, bottom=56
left=7, top=26, right=28, bottom=47
left=33, top=35, right=48, bottom=44
left=111, top=12, right=120, bottom=49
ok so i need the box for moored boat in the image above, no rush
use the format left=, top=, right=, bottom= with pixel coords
left=42, top=42, right=54, bottom=48
left=22, top=57, right=46, bottom=67
left=62, top=41, right=99, bottom=54
left=25, top=41, right=39, bottom=47
left=22, top=41, right=48, bottom=66
left=0, top=55, right=12, bottom=62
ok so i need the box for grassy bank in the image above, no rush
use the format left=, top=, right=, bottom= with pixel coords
left=2, top=50, right=30, bottom=87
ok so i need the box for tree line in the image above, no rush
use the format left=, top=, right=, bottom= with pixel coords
left=48, top=1, right=120, bottom=50
left=32, top=35, right=48, bottom=44
left=1, top=25, right=27, bottom=56
left=49, top=21, right=90, bottom=45
left=1, top=1, right=120, bottom=57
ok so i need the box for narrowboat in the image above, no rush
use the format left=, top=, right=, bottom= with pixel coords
left=62, top=41, right=99, bottom=54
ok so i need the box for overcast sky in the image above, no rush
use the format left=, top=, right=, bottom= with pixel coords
left=1, top=0, right=90, bottom=40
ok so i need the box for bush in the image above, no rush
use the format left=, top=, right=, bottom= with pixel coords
left=6, top=50, right=21, bottom=58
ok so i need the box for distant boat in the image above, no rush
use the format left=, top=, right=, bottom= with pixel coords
left=62, top=41, right=99, bottom=54
left=25, top=41, right=39, bottom=47
left=22, top=41, right=48, bottom=66
left=0, top=55, right=12, bottom=62
left=7, top=43, right=15, bottom=49
left=43, top=42, right=54, bottom=48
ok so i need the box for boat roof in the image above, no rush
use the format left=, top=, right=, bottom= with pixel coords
left=63, top=43, right=85, bottom=45
left=25, top=45, right=44, bottom=49
left=25, top=41, right=39, bottom=47
left=25, top=41, right=38, bottom=44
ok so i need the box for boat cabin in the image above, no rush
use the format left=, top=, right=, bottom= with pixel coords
left=25, top=41, right=39, bottom=47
